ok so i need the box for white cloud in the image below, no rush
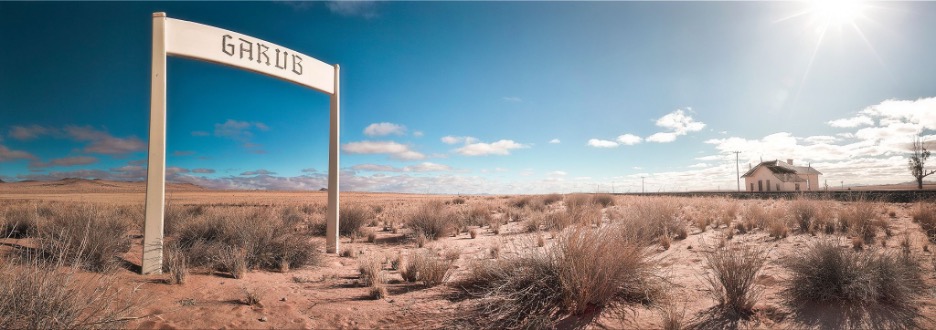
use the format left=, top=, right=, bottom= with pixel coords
left=0, top=144, right=36, bottom=162
left=413, top=131, right=424, bottom=137
left=241, top=169, right=276, bottom=176
left=549, top=171, right=567, bottom=176
left=616, top=134, right=642, bottom=145
left=64, top=126, right=145, bottom=155
left=549, top=138, right=561, bottom=144
left=587, top=139, right=618, bottom=148
left=363, top=122, right=406, bottom=136
left=29, top=156, right=98, bottom=169
left=646, top=132, right=678, bottom=143
left=342, top=140, right=426, bottom=160
left=405, top=162, right=452, bottom=172
left=441, top=136, right=478, bottom=145
left=688, top=163, right=709, bottom=168
left=353, top=162, right=452, bottom=173
left=646, top=108, right=706, bottom=143
left=214, top=119, right=267, bottom=141
left=9, top=125, right=56, bottom=140
left=655, top=108, right=705, bottom=134
left=455, top=140, right=527, bottom=156
left=828, top=115, right=874, bottom=128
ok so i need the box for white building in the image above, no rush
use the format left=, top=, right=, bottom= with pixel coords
left=741, top=159, right=821, bottom=192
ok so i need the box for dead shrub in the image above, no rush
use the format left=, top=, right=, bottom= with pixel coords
left=172, top=207, right=321, bottom=272
left=790, top=198, right=818, bottom=233
left=911, top=202, right=936, bottom=241
left=767, top=217, right=788, bottom=239
left=452, top=225, right=659, bottom=328
left=358, top=255, right=385, bottom=287
left=2, top=203, right=40, bottom=238
left=617, top=197, right=682, bottom=244
left=839, top=201, right=880, bottom=243
left=704, top=245, right=766, bottom=318
left=339, top=204, right=374, bottom=237
left=742, top=203, right=769, bottom=229
left=540, top=193, right=563, bottom=206
left=783, top=239, right=924, bottom=307
left=34, top=204, right=132, bottom=272
left=412, top=251, right=452, bottom=287
left=452, top=197, right=467, bottom=205
left=406, top=201, right=453, bottom=240
left=241, top=287, right=263, bottom=306
left=592, top=194, right=615, bottom=207
left=0, top=253, right=138, bottom=329
left=164, top=242, right=188, bottom=285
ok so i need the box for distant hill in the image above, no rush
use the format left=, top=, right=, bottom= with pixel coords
left=0, top=178, right=206, bottom=193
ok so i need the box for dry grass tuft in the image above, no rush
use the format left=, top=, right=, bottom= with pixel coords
left=412, top=251, right=452, bottom=287
left=164, top=242, right=188, bottom=285
left=33, top=204, right=133, bottom=272
left=839, top=201, right=881, bottom=244
left=911, top=202, right=936, bottom=241
left=790, top=198, right=818, bottom=233
left=1, top=203, right=40, bottom=238
left=783, top=239, right=924, bottom=307
left=703, top=245, right=766, bottom=318
left=406, top=201, right=453, bottom=240
left=452, top=225, right=659, bottom=328
left=241, top=287, right=263, bottom=306
left=339, top=204, right=374, bottom=237
left=0, top=247, right=138, bottom=329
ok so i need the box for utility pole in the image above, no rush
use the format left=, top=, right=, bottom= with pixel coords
left=733, top=151, right=741, bottom=191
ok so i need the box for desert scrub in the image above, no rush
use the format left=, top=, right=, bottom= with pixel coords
left=838, top=201, right=881, bottom=243
left=33, top=204, right=133, bottom=272
left=783, top=239, right=924, bottom=307
left=911, top=202, right=936, bottom=241
left=452, top=225, right=659, bottom=329
left=704, top=245, right=766, bottom=318
left=0, top=248, right=138, bottom=329
left=406, top=201, right=453, bottom=240
left=618, top=197, right=683, bottom=244
left=1, top=203, right=41, bottom=238
left=172, top=207, right=321, bottom=272
left=790, top=198, right=818, bottom=233
left=339, top=203, right=375, bottom=236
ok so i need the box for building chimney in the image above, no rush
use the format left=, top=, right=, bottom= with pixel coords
left=787, top=159, right=793, bottom=165
left=748, top=163, right=752, bottom=170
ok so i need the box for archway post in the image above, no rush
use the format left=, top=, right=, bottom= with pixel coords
left=142, top=12, right=340, bottom=275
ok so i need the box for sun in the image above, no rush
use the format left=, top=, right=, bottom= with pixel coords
left=808, top=0, right=868, bottom=28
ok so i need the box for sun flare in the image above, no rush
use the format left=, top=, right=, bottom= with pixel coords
left=808, top=0, right=867, bottom=28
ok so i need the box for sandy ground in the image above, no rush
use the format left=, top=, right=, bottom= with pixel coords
left=2, top=179, right=936, bottom=329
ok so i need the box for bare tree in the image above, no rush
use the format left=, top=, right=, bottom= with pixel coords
left=908, top=135, right=935, bottom=190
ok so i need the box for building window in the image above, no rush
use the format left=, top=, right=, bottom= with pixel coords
left=767, top=180, right=771, bottom=191
left=758, top=180, right=763, bottom=192
left=750, top=183, right=754, bottom=191
left=795, top=183, right=800, bottom=191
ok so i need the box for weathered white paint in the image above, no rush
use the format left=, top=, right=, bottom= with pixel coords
left=326, top=65, right=340, bottom=254
left=743, top=160, right=820, bottom=192
left=142, top=12, right=168, bottom=275
left=164, top=17, right=335, bottom=94
left=143, top=12, right=340, bottom=275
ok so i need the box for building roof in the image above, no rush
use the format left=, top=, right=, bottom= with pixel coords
left=741, top=160, right=822, bottom=179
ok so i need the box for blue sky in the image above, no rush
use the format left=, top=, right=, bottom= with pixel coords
left=2, top=1, right=935, bottom=193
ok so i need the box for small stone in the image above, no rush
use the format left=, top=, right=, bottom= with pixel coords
left=281, top=297, right=287, bottom=301
left=259, top=316, right=268, bottom=322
